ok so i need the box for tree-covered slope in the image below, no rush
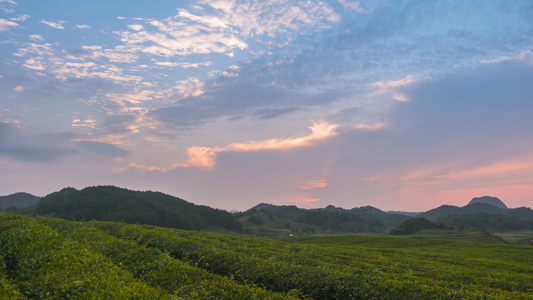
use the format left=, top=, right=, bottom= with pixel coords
left=33, top=186, right=242, bottom=232
left=238, top=204, right=388, bottom=235
left=0, top=192, right=41, bottom=209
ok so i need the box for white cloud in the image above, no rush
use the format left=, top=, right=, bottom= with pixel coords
left=0, top=0, right=16, bottom=13
left=14, top=42, right=53, bottom=57
left=116, top=14, right=248, bottom=56
left=72, top=119, right=97, bottom=128
left=0, top=18, right=18, bottom=31
left=127, top=24, right=144, bottom=31
left=10, top=14, right=29, bottom=21
left=172, top=77, right=206, bottom=100
left=23, top=58, right=46, bottom=70
left=480, top=51, right=533, bottom=64
left=338, top=0, right=365, bottom=13
left=372, top=75, right=418, bottom=102
left=354, top=122, right=386, bottom=131
left=53, top=61, right=143, bottom=83
left=75, top=24, right=91, bottom=29
left=39, top=19, right=66, bottom=29
left=198, top=0, right=341, bottom=38
left=75, top=45, right=139, bottom=63
left=114, top=0, right=340, bottom=58
left=29, top=34, right=44, bottom=41
left=372, top=75, right=417, bottom=89
left=104, top=77, right=205, bottom=112
left=153, top=61, right=212, bottom=68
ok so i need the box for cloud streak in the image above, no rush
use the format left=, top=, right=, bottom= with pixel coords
left=39, top=19, right=66, bottom=29
left=0, top=18, right=18, bottom=31
left=185, top=121, right=339, bottom=168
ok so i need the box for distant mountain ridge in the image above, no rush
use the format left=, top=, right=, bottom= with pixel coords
left=239, top=203, right=411, bottom=235
left=2, top=188, right=532, bottom=235
left=0, top=192, right=41, bottom=209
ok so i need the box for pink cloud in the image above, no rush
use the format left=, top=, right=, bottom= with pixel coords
left=292, top=198, right=319, bottom=207
left=185, top=121, right=339, bottom=168
left=298, top=180, right=327, bottom=190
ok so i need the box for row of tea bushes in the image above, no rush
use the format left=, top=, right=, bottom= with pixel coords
left=92, top=220, right=533, bottom=299
left=0, top=213, right=173, bottom=299
left=37, top=217, right=299, bottom=299
left=0, top=213, right=296, bottom=299
left=1, top=212, right=532, bottom=299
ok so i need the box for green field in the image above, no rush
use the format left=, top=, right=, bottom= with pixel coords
left=1, top=212, right=532, bottom=299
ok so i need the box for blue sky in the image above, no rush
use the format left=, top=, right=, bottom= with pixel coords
left=1, top=0, right=533, bottom=211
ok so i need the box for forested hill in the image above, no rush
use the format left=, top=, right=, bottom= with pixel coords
left=0, top=192, right=41, bottom=209
left=7, top=186, right=533, bottom=235
left=33, top=186, right=242, bottom=232
left=237, top=204, right=410, bottom=235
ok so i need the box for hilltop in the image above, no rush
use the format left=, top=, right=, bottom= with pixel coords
left=0, top=192, right=41, bottom=209
left=31, top=186, right=242, bottom=232
left=467, top=196, right=508, bottom=209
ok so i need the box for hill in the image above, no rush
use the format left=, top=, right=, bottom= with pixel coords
left=0, top=192, right=41, bottom=209
left=32, top=185, right=242, bottom=232
left=414, top=197, right=533, bottom=232
left=468, top=196, right=508, bottom=209
left=237, top=204, right=411, bottom=236
left=417, top=196, right=526, bottom=221
left=9, top=186, right=533, bottom=236
left=390, top=217, right=449, bottom=235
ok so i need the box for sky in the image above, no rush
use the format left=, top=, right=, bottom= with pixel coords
left=1, top=0, right=533, bottom=211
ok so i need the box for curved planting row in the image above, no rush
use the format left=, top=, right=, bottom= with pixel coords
left=36, top=217, right=298, bottom=300
left=1, top=212, right=532, bottom=299
left=0, top=213, right=173, bottom=299
left=93, top=220, right=533, bottom=299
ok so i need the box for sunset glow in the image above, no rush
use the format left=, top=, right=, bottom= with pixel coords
left=1, top=1, right=532, bottom=211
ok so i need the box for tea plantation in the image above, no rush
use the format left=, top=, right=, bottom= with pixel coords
left=1, top=212, right=532, bottom=299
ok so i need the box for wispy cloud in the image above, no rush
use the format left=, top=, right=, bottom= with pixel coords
left=480, top=51, right=533, bottom=64
left=185, top=121, right=339, bottom=168
left=153, top=61, right=212, bottom=69
left=0, top=0, right=16, bottom=13
left=29, top=34, right=44, bottom=41
left=371, top=75, right=418, bottom=102
left=22, top=58, right=46, bottom=70
left=114, top=121, right=339, bottom=173
left=53, top=62, right=143, bottom=83
left=10, top=14, right=29, bottom=21
left=115, top=13, right=248, bottom=57
left=436, top=160, right=533, bottom=181
left=72, top=119, right=97, bottom=128
left=114, top=0, right=341, bottom=58
left=39, top=19, right=66, bottom=29
left=298, top=180, right=328, bottom=190
left=338, top=0, right=364, bottom=13
left=0, top=18, right=18, bottom=31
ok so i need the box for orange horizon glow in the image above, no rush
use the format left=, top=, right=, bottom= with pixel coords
left=292, top=198, right=320, bottom=207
